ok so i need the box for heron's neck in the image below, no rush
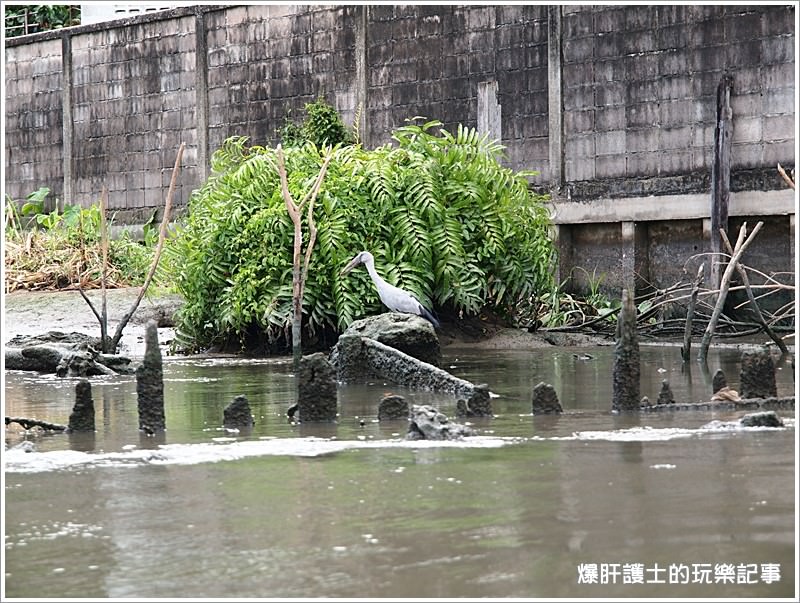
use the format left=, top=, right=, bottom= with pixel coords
left=365, top=259, right=390, bottom=288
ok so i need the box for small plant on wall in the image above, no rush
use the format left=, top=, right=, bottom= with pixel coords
left=277, top=96, right=354, bottom=148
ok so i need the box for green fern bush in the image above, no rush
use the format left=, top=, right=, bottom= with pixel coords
left=165, top=119, right=556, bottom=353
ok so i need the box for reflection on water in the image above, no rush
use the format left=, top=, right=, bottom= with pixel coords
left=3, top=345, right=796, bottom=598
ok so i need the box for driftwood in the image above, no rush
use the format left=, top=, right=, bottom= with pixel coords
left=5, top=416, right=67, bottom=431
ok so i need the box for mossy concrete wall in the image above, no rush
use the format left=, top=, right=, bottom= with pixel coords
left=4, top=4, right=795, bottom=298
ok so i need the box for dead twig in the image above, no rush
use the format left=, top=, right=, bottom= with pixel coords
left=276, top=144, right=332, bottom=368
left=698, top=221, right=764, bottom=364
left=106, top=142, right=185, bottom=353
left=719, top=229, right=789, bottom=355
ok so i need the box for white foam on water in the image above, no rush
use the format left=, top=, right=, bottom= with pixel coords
left=5, top=417, right=792, bottom=473
left=3, top=435, right=516, bottom=474
left=550, top=417, right=794, bottom=443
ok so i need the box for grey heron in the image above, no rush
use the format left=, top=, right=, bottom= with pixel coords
left=341, top=251, right=440, bottom=329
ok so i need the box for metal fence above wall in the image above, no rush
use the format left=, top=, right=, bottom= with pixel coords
left=4, top=5, right=81, bottom=38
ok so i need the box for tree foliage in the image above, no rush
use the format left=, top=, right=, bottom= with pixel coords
left=4, top=5, right=80, bottom=38
left=165, top=119, right=556, bottom=353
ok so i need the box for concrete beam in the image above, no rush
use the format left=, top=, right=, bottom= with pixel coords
left=551, top=189, right=795, bottom=225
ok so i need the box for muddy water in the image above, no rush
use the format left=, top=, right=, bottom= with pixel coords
left=3, top=346, right=796, bottom=598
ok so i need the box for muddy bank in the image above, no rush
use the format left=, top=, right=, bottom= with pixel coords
left=4, top=288, right=613, bottom=359
left=10, top=287, right=784, bottom=360
left=3, top=288, right=182, bottom=359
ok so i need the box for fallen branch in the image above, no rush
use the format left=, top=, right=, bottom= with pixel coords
left=698, top=221, right=764, bottom=364
left=720, top=229, right=789, bottom=355
left=5, top=416, right=67, bottom=432
left=106, top=142, right=184, bottom=353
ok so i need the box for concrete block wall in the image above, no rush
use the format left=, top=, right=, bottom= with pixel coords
left=3, top=4, right=795, bottom=303
left=561, top=4, right=795, bottom=198
left=205, top=4, right=359, bottom=153
left=4, top=38, right=64, bottom=208
left=367, top=5, right=549, bottom=182
left=70, top=15, right=197, bottom=218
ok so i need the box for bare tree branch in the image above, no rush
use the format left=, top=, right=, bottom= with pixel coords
left=108, top=142, right=185, bottom=353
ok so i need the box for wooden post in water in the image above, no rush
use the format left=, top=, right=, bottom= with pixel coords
left=612, top=288, right=640, bottom=412
left=709, top=76, right=733, bottom=291
left=136, top=320, right=165, bottom=433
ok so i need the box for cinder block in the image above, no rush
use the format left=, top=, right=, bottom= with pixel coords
left=565, top=157, right=596, bottom=182
left=564, top=10, right=593, bottom=38
left=732, top=142, right=767, bottom=169
left=731, top=92, right=764, bottom=119
left=762, top=140, right=794, bottom=165
left=594, top=107, right=625, bottom=132
left=762, top=114, right=794, bottom=143
left=732, top=116, right=763, bottom=144
left=467, top=6, right=496, bottom=30
left=563, top=36, right=593, bottom=63
left=565, top=134, right=596, bottom=158
left=596, top=130, right=626, bottom=156
left=659, top=126, right=693, bottom=150
left=763, top=88, right=794, bottom=115
left=565, top=109, right=595, bottom=134
left=595, top=154, right=626, bottom=179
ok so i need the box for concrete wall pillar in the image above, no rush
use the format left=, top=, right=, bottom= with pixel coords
left=194, top=9, right=209, bottom=182
left=547, top=5, right=563, bottom=192
left=790, top=214, right=795, bottom=273
left=554, top=224, right=573, bottom=289
left=477, top=80, right=501, bottom=142
left=621, top=221, right=649, bottom=296
left=355, top=5, right=369, bottom=148
left=60, top=33, right=73, bottom=206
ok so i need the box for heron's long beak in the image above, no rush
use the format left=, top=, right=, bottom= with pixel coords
left=341, top=256, right=362, bottom=276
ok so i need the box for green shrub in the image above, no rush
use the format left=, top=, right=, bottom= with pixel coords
left=165, top=120, right=556, bottom=353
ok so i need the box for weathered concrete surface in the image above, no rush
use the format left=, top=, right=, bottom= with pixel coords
left=612, top=289, right=640, bottom=412
left=334, top=334, right=476, bottom=397
left=338, top=313, right=441, bottom=366
left=378, top=394, right=409, bottom=421
left=223, top=395, right=254, bottom=429
left=297, top=352, right=338, bottom=422
left=739, top=411, right=784, bottom=427
left=740, top=348, right=778, bottom=399
left=456, top=384, right=493, bottom=418
left=68, top=379, right=95, bottom=432
left=406, top=405, right=474, bottom=441
left=532, top=382, right=563, bottom=414
left=135, top=321, right=165, bottom=433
